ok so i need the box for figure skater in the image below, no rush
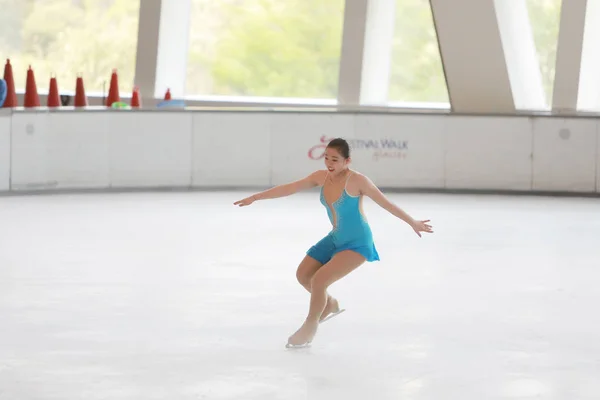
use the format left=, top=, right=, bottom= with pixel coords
left=234, top=138, right=433, bottom=348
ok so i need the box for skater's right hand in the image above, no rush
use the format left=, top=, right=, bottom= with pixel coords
left=411, top=219, right=433, bottom=237
left=234, top=195, right=256, bottom=207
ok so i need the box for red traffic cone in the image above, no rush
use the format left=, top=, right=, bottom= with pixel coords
left=47, top=76, right=60, bottom=107
left=2, top=59, right=17, bottom=108
left=131, top=86, right=141, bottom=107
left=24, top=65, right=40, bottom=108
left=106, top=69, right=120, bottom=107
left=164, top=88, right=171, bottom=100
left=74, top=76, right=88, bottom=107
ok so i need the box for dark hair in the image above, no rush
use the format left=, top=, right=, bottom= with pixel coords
left=326, top=138, right=350, bottom=159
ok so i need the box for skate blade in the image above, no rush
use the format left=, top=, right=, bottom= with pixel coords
left=319, top=308, right=346, bottom=324
left=285, top=341, right=312, bottom=349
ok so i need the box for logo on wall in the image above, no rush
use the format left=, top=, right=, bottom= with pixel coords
left=308, top=135, right=408, bottom=161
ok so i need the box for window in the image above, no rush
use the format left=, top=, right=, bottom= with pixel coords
left=526, top=0, right=562, bottom=105
left=186, top=0, right=345, bottom=101
left=388, top=0, right=449, bottom=106
left=0, top=0, right=140, bottom=94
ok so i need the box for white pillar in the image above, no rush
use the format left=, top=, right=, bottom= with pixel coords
left=359, top=0, right=396, bottom=105
left=133, top=0, right=161, bottom=100
left=552, top=0, right=587, bottom=113
left=133, top=0, right=191, bottom=101
left=577, top=0, right=600, bottom=111
left=154, top=0, right=192, bottom=99
left=430, top=0, right=515, bottom=113
left=493, top=0, right=546, bottom=110
left=337, top=0, right=369, bottom=106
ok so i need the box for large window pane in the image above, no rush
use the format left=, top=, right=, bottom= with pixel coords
left=0, top=0, right=140, bottom=94
left=186, top=0, right=344, bottom=100
left=526, top=0, right=562, bottom=106
left=388, top=0, right=449, bottom=105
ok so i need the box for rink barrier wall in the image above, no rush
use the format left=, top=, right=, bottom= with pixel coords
left=0, top=109, right=599, bottom=194
left=0, top=113, right=10, bottom=192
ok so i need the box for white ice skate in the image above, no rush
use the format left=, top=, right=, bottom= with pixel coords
left=319, top=308, right=346, bottom=324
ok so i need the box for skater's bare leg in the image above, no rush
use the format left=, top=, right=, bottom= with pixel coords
left=288, top=251, right=365, bottom=346
left=296, top=255, right=340, bottom=321
left=295, top=255, right=322, bottom=291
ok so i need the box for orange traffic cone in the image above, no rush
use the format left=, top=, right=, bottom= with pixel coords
left=24, top=65, right=40, bottom=108
left=74, top=76, right=88, bottom=107
left=2, top=59, right=17, bottom=108
left=164, top=88, right=171, bottom=100
left=47, top=76, right=60, bottom=107
left=106, top=69, right=120, bottom=107
left=131, top=86, right=141, bottom=107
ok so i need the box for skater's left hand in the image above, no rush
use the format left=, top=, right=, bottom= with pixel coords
left=411, top=219, right=433, bottom=237
left=234, top=195, right=256, bottom=207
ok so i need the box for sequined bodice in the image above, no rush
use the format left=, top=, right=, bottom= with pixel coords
left=319, top=185, right=371, bottom=241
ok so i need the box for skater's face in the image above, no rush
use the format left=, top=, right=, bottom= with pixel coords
left=324, top=147, right=349, bottom=174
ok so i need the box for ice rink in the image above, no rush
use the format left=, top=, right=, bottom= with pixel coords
left=1, top=190, right=599, bottom=399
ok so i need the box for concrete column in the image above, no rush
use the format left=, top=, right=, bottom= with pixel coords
left=430, top=0, right=515, bottom=113
left=133, top=0, right=192, bottom=101
left=337, top=0, right=369, bottom=106
left=154, top=0, right=192, bottom=99
left=359, top=0, right=396, bottom=105
left=577, top=0, right=600, bottom=111
left=494, top=0, right=546, bottom=110
left=552, top=0, right=587, bottom=113
left=133, top=0, right=161, bottom=100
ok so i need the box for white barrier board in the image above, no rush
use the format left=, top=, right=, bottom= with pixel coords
left=597, top=122, right=600, bottom=193
left=270, top=113, right=356, bottom=185
left=0, top=115, right=9, bottom=191
left=108, top=113, right=193, bottom=188
left=5, top=111, right=600, bottom=195
left=445, top=116, right=533, bottom=190
left=10, top=113, right=50, bottom=190
left=192, top=113, right=271, bottom=187
left=532, top=117, right=597, bottom=192
left=353, top=114, right=445, bottom=188
left=47, top=113, right=110, bottom=189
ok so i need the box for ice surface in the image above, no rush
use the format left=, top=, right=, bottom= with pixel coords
left=1, top=190, right=599, bottom=399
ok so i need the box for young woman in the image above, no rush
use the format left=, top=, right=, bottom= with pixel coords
left=234, top=138, right=433, bottom=348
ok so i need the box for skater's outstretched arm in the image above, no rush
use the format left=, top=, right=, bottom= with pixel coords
left=357, top=174, right=433, bottom=237
left=234, top=170, right=325, bottom=207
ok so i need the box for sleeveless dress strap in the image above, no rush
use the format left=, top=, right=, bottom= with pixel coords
left=344, top=171, right=354, bottom=190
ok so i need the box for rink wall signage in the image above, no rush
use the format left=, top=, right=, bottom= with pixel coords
left=308, top=135, right=408, bottom=161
